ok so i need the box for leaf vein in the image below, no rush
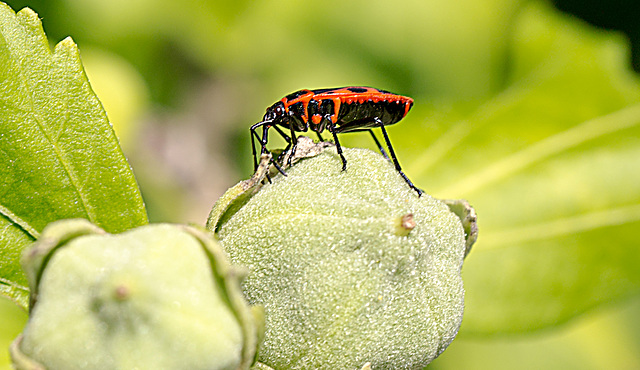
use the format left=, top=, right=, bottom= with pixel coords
left=443, top=103, right=640, bottom=196
left=0, top=204, right=39, bottom=239
left=480, top=203, right=640, bottom=250
left=14, top=46, right=93, bottom=223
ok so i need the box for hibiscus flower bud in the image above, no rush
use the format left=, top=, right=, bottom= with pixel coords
left=209, top=142, right=476, bottom=369
left=11, top=220, right=262, bottom=369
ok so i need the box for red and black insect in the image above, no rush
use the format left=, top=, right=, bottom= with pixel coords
left=251, top=86, right=421, bottom=195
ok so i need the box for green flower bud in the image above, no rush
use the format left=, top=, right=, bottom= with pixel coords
left=11, top=220, right=262, bottom=370
left=208, top=142, right=477, bottom=369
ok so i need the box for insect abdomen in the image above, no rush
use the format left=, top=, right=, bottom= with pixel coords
left=335, top=99, right=411, bottom=132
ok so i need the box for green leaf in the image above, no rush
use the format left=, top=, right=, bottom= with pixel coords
left=0, top=4, right=148, bottom=309
left=395, top=2, right=640, bottom=334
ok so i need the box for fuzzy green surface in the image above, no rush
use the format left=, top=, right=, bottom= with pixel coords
left=217, top=147, right=466, bottom=369
left=19, top=223, right=243, bottom=370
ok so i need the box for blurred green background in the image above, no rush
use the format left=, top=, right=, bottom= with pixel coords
left=2, top=0, right=639, bottom=368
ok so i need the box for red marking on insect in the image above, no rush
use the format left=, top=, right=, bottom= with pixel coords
left=250, top=86, right=421, bottom=195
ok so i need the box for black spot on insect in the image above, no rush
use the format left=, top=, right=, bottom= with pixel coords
left=347, top=87, right=368, bottom=93
left=310, top=88, right=338, bottom=95
left=285, top=89, right=311, bottom=101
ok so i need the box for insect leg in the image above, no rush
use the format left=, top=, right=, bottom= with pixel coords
left=271, top=124, right=293, bottom=165
left=328, top=122, right=347, bottom=171
left=272, top=124, right=292, bottom=146
left=377, top=119, right=423, bottom=196
left=316, top=114, right=335, bottom=143
left=260, top=124, right=281, bottom=179
left=263, top=126, right=290, bottom=177
left=250, top=121, right=269, bottom=171
left=287, top=125, right=299, bottom=167
left=335, top=128, right=389, bottom=160
left=367, top=129, right=390, bottom=160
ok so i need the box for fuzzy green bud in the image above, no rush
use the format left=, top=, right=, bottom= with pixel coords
left=11, top=220, right=262, bottom=370
left=209, top=143, right=476, bottom=369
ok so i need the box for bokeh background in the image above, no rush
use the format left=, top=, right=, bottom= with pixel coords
left=1, top=0, right=639, bottom=368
